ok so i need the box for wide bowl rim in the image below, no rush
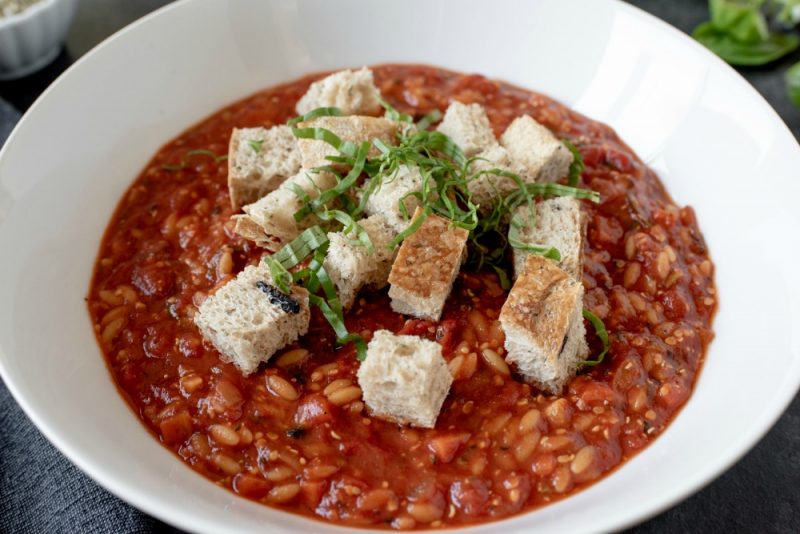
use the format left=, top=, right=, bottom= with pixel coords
left=1, top=0, right=799, bottom=533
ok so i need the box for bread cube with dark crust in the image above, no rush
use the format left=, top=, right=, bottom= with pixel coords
left=500, top=255, right=588, bottom=394
left=194, top=263, right=310, bottom=375
left=387, top=207, right=469, bottom=321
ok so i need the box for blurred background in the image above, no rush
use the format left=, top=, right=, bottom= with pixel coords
left=0, top=1, right=798, bottom=533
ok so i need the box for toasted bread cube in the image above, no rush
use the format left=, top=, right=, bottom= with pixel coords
left=363, top=164, right=424, bottom=233
left=500, top=255, right=588, bottom=394
left=357, top=330, right=452, bottom=428
left=194, top=263, right=310, bottom=375
left=388, top=208, right=468, bottom=321
left=296, top=68, right=382, bottom=116
left=297, top=115, right=399, bottom=169
left=500, top=115, right=572, bottom=183
left=234, top=170, right=337, bottom=247
left=437, top=101, right=498, bottom=157
left=512, top=197, right=587, bottom=281
left=228, top=126, right=302, bottom=210
left=324, top=214, right=398, bottom=310
left=467, top=144, right=536, bottom=212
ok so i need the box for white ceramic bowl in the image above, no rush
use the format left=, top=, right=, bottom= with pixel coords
left=0, top=0, right=77, bottom=79
left=1, top=0, right=799, bottom=532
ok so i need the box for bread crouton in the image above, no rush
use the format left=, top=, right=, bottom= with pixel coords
left=233, top=170, right=337, bottom=247
left=500, top=255, right=588, bottom=394
left=194, top=263, right=310, bottom=375
left=323, top=214, right=397, bottom=310
left=296, top=68, right=382, bottom=116
left=437, top=101, right=498, bottom=157
left=363, top=164, right=424, bottom=233
left=388, top=208, right=469, bottom=321
left=500, top=115, right=572, bottom=183
left=228, top=126, right=301, bottom=210
left=467, top=144, right=531, bottom=211
left=297, top=115, right=399, bottom=169
left=512, top=197, right=587, bottom=281
left=357, top=330, right=452, bottom=428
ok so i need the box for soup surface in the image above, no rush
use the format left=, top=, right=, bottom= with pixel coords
left=88, top=64, right=716, bottom=529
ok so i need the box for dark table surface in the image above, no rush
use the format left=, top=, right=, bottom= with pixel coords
left=1, top=0, right=798, bottom=532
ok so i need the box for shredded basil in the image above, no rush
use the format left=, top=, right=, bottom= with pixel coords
left=248, top=139, right=265, bottom=154
left=388, top=206, right=430, bottom=249
left=280, top=103, right=603, bottom=354
left=563, top=140, right=584, bottom=187
left=263, top=226, right=365, bottom=359
left=377, top=95, right=413, bottom=123
left=292, top=141, right=370, bottom=221
left=508, top=212, right=561, bottom=261
left=317, top=209, right=374, bottom=253
left=161, top=148, right=227, bottom=171
left=416, top=109, right=443, bottom=131
left=271, top=226, right=329, bottom=269
left=581, top=309, right=610, bottom=367
left=287, top=106, right=344, bottom=126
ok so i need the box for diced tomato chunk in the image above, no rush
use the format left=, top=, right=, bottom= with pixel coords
left=295, top=394, right=334, bottom=427
left=449, top=477, right=490, bottom=516
left=435, top=319, right=460, bottom=355
left=159, top=411, right=193, bottom=445
left=397, top=319, right=437, bottom=339
left=427, top=432, right=471, bottom=464
left=300, top=480, right=327, bottom=510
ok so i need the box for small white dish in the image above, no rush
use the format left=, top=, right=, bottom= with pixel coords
left=0, top=0, right=799, bottom=532
left=0, top=0, right=77, bottom=80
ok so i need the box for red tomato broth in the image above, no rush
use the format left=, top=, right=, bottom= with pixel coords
left=88, top=64, right=716, bottom=529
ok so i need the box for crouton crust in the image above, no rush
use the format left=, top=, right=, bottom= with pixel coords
left=387, top=207, right=468, bottom=321
left=500, top=255, right=588, bottom=393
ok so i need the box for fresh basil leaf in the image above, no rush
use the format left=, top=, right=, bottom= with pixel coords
left=771, top=0, right=800, bottom=26
left=710, top=0, right=769, bottom=43
left=693, top=21, right=800, bottom=65
left=786, top=61, right=800, bottom=107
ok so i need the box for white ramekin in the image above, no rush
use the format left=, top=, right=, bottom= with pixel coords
left=0, top=0, right=78, bottom=80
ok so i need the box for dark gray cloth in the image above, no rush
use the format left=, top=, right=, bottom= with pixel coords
left=1, top=0, right=799, bottom=532
left=0, top=98, right=19, bottom=144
